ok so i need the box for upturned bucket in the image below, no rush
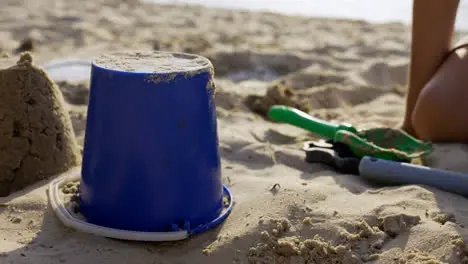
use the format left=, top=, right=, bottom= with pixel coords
left=79, top=51, right=231, bottom=235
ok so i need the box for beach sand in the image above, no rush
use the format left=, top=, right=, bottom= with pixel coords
left=2, top=0, right=468, bottom=263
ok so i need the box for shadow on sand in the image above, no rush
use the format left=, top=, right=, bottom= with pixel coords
left=0, top=177, right=227, bottom=264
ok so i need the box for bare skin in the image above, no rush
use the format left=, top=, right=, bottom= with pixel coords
left=402, top=0, right=468, bottom=142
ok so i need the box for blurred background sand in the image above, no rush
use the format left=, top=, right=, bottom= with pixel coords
left=1, top=0, right=468, bottom=264
left=151, top=0, right=468, bottom=30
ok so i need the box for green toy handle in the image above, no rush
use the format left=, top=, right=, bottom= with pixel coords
left=268, top=105, right=357, bottom=139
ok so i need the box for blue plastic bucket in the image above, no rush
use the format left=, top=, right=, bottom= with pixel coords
left=80, top=51, right=231, bottom=234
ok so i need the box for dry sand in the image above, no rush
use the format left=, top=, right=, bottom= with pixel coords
left=0, top=53, right=80, bottom=197
left=1, top=0, right=468, bottom=263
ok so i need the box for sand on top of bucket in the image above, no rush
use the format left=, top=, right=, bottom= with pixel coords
left=93, top=51, right=216, bottom=89
left=93, top=51, right=213, bottom=74
left=0, top=52, right=81, bottom=197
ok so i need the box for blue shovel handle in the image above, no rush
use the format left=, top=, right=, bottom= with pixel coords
left=359, top=157, right=468, bottom=197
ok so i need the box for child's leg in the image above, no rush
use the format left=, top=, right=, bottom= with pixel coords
left=402, top=0, right=459, bottom=136
left=411, top=45, right=468, bottom=142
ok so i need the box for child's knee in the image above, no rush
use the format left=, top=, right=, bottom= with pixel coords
left=411, top=83, right=467, bottom=142
left=411, top=89, right=435, bottom=141
left=411, top=81, right=453, bottom=141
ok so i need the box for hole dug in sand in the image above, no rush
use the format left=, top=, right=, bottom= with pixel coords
left=0, top=53, right=81, bottom=197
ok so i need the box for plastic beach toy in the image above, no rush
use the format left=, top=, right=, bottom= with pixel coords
left=268, top=105, right=433, bottom=161
left=42, top=59, right=91, bottom=82
left=359, top=157, right=468, bottom=197
left=48, top=51, right=232, bottom=241
left=303, top=140, right=468, bottom=198
left=48, top=168, right=233, bottom=241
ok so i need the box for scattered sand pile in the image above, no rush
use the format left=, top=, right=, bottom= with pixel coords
left=0, top=53, right=80, bottom=196
left=245, top=214, right=425, bottom=264
left=245, top=80, right=311, bottom=117
left=61, top=180, right=81, bottom=214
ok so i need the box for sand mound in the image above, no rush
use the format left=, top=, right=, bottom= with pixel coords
left=244, top=69, right=393, bottom=118
left=0, top=53, right=80, bottom=196
left=245, top=81, right=310, bottom=117
left=274, top=68, right=349, bottom=91
left=300, top=84, right=389, bottom=109
left=360, top=61, right=409, bottom=88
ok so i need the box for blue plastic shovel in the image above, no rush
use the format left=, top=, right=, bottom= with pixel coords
left=359, top=157, right=468, bottom=197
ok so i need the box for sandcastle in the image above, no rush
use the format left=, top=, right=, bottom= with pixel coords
left=0, top=53, right=81, bottom=196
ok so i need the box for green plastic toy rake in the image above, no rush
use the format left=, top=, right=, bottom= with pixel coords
left=268, top=105, right=433, bottom=162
